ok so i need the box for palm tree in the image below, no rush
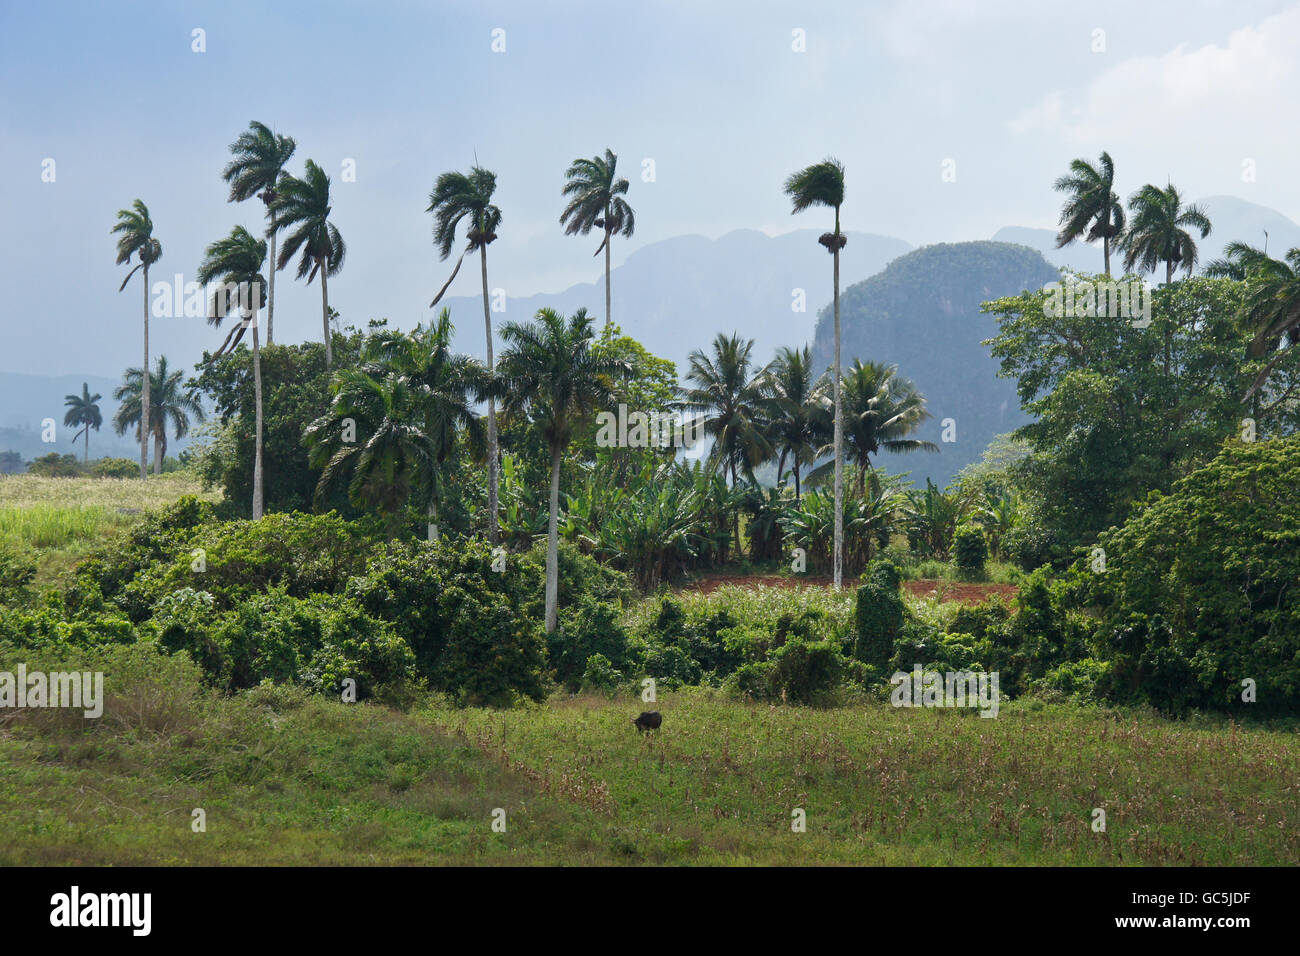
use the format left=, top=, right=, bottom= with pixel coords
left=785, top=157, right=847, bottom=589
left=760, top=345, right=827, bottom=501
left=1207, top=242, right=1300, bottom=399
left=683, top=333, right=771, bottom=552
left=63, top=383, right=102, bottom=464
left=271, top=160, right=346, bottom=366
left=306, top=367, right=435, bottom=535
left=1053, top=151, right=1125, bottom=276
left=809, top=361, right=938, bottom=496
left=495, top=307, right=627, bottom=633
left=196, top=225, right=268, bottom=517
left=221, top=121, right=296, bottom=345
left=111, top=199, right=162, bottom=480
left=560, top=148, right=635, bottom=329
left=361, top=311, right=487, bottom=540
left=112, top=356, right=204, bottom=475
left=1121, top=183, right=1212, bottom=284
left=428, top=165, right=503, bottom=544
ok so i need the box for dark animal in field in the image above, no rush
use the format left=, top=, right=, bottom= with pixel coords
left=633, top=711, right=662, bottom=733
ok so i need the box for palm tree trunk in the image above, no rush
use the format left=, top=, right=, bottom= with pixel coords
left=1102, top=236, right=1111, bottom=277
left=730, top=458, right=740, bottom=555
left=481, top=243, right=500, bottom=545
left=153, top=428, right=164, bottom=474
left=266, top=214, right=277, bottom=345
left=427, top=494, right=439, bottom=543
left=251, top=311, right=265, bottom=520
left=832, top=234, right=844, bottom=591
left=319, top=259, right=333, bottom=367
left=82, top=425, right=89, bottom=465
left=794, top=462, right=801, bottom=502
left=1166, top=259, right=1174, bottom=286
left=545, top=446, right=562, bottom=634
left=777, top=448, right=788, bottom=487
left=604, top=224, right=612, bottom=330
left=140, top=263, right=150, bottom=481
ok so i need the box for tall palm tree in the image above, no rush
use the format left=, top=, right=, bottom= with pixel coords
left=495, top=307, right=627, bottom=633
left=112, top=356, right=204, bottom=475
left=559, top=148, right=635, bottom=329
left=785, top=158, right=847, bottom=588
left=271, top=159, right=345, bottom=366
left=221, top=121, right=296, bottom=344
left=1207, top=242, right=1300, bottom=399
left=1121, top=183, right=1212, bottom=284
left=361, top=310, right=487, bottom=540
left=428, top=165, right=503, bottom=544
left=683, top=333, right=771, bottom=552
left=111, top=199, right=162, bottom=480
left=760, top=345, right=827, bottom=501
left=63, top=383, right=102, bottom=464
left=1053, top=151, right=1125, bottom=276
left=196, top=225, right=268, bottom=518
left=808, top=361, right=938, bottom=496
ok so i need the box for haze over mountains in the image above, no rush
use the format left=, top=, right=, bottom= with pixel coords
left=4, top=195, right=1299, bottom=479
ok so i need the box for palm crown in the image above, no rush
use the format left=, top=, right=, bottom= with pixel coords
left=222, top=121, right=296, bottom=206
left=427, top=166, right=502, bottom=306
left=271, top=160, right=345, bottom=281
left=784, top=157, right=846, bottom=248
left=561, top=148, right=635, bottom=248
left=1054, top=151, right=1125, bottom=273
left=196, top=225, right=268, bottom=357
left=1121, top=183, right=1211, bottom=281
left=111, top=199, right=162, bottom=290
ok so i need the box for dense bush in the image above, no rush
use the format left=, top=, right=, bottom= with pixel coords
left=26, top=453, right=82, bottom=477
left=1080, top=439, right=1300, bottom=715
left=952, top=525, right=988, bottom=579
left=854, top=559, right=904, bottom=668
left=90, top=457, right=140, bottom=478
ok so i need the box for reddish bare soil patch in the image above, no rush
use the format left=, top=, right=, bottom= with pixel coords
left=682, top=574, right=1017, bottom=606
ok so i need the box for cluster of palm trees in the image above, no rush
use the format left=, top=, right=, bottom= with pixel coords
left=1055, top=151, right=1300, bottom=400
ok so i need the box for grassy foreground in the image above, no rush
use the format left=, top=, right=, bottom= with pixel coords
left=2, top=666, right=1295, bottom=865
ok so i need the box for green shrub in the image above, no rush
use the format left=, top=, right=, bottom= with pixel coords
left=580, top=652, right=625, bottom=693
left=552, top=597, right=630, bottom=691
left=767, top=638, right=845, bottom=705
left=436, top=587, right=546, bottom=706
left=953, top=525, right=988, bottom=580
left=27, top=453, right=82, bottom=477
left=90, top=457, right=140, bottom=478
left=854, top=559, right=904, bottom=668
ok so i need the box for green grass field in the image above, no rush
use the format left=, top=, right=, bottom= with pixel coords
left=0, top=473, right=218, bottom=587
left=2, top=675, right=1295, bottom=865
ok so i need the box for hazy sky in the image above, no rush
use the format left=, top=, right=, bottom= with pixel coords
left=3, top=0, right=1298, bottom=376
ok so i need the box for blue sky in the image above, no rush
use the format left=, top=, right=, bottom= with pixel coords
left=3, top=0, right=1298, bottom=376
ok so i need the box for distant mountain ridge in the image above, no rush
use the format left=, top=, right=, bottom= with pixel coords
left=437, top=228, right=913, bottom=373
left=812, top=241, right=1060, bottom=490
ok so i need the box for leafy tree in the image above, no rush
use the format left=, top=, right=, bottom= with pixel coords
left=221, top=121, right=296, bottom=344
left=197, top=225, right=269, bottom=516
left=271, top=160, right=346, bottom=365
left=495, top=307, right=627, bottom=632
left=1053, top=151, right=1125, bottom=276
left=111, top=199, right=162, bottom=480
left=560, top=148, right=635, bottom=329
left=785, top=157, right=847, bottom=588
left=428, top=165, right=503, bottom=544
left=1121, top=183, right=1211, bottom=284
left=984, top=275, right=1268, bottom=551
left=112, top=356, right=204, bottom=476
left=1081, top=438, right=1300, bottom=715
left=63, top=383, right=102, bottom=464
